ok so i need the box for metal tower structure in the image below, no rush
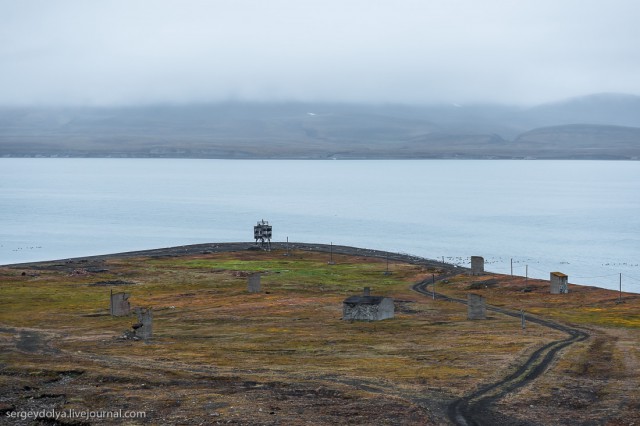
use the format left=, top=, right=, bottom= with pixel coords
left=253, top=220, right=272, bottom=250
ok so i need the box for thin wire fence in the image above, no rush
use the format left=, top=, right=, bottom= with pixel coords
left=442, top=255, right=640, bottom=292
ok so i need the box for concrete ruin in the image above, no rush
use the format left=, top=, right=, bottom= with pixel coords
left=132, top=308, right=153, bottom=339
left=467, top=293, right=486, bottom=320
left=248, top=273, right=262, bottom=293
left=343, top=288, right=394, bottom=321
left=550, top=272, right=569, bottom=294
left=470, top=256, right=485, bottom=276
left=109, top=291, right=130, bottom=316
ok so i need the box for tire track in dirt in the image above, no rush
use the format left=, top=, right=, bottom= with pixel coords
left=412, top=277, right=589, bottom=426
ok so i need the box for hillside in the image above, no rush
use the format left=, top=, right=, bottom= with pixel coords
left=512, top=124, right=640, bottom=159
left=1, top=244, right=638, bottom=424
left=1, top=94, right=639, bottom=159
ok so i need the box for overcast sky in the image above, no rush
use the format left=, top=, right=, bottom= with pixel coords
left=1, top=0, right=639, bottom=106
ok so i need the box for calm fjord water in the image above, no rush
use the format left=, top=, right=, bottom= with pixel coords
left=1, top=159, right=639, bottom=292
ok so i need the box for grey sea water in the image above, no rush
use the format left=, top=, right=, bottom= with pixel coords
left=1, top=158, right=639, bottom=292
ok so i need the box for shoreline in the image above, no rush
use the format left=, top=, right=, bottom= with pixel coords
left=3, top=242, right=455, bottom=271
left=3, top=156, right=640, bottom=161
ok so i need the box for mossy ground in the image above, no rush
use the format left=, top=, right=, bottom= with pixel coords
left=0, top=250, right=637, bottom=424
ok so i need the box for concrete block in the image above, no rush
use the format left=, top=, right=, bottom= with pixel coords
left=470, top=256, right=485, bottom=276
left=467, top=293, right=486, bottom=320
left=133, top=308, right=152, bottom=339
left=248, top=274, right=261, bottom=293
left=110, top=292, right=130, bottom=316
left=550, top=272, right=569, bottom=294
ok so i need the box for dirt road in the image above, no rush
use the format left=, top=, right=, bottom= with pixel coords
left=410, top=278, right=589, bottom=425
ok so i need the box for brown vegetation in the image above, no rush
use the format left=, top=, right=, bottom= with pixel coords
left=436, top=274, right=640, bottom=425
left=0, top=249, right=638, bottom=424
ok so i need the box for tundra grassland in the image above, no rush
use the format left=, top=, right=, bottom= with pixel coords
left=0, top=249, right=636, bottom=424
left=436, top=274, right=640, bottom=425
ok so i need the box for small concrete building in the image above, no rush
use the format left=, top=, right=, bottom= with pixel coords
left=470, top=256, right=485, bottom=276
left=343, top=288, right=394, bottom=321
left=110, top=292, right=130, bottom=316
left=550, top=272, right=569, bottom=294
left=467, top=293, right=486, bottom=320
left=248, top=273, right=261, bottom=293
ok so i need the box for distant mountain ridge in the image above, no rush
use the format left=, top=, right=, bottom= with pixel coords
left=1, top=93, right=639, bottom=159
left=525, top=93, right=640, bottom=128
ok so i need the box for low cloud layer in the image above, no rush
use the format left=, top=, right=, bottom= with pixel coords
left=1, top=0, right=639, bottom=106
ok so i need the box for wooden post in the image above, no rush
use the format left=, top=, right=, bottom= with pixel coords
left=619, top=273, right=622, bottom=302
left=328, top=242, right=335, bottom=265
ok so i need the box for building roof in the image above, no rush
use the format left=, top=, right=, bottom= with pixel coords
left=343, top=295, right=389, bottom=305
left=551, top=272, right=568, bottom=277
